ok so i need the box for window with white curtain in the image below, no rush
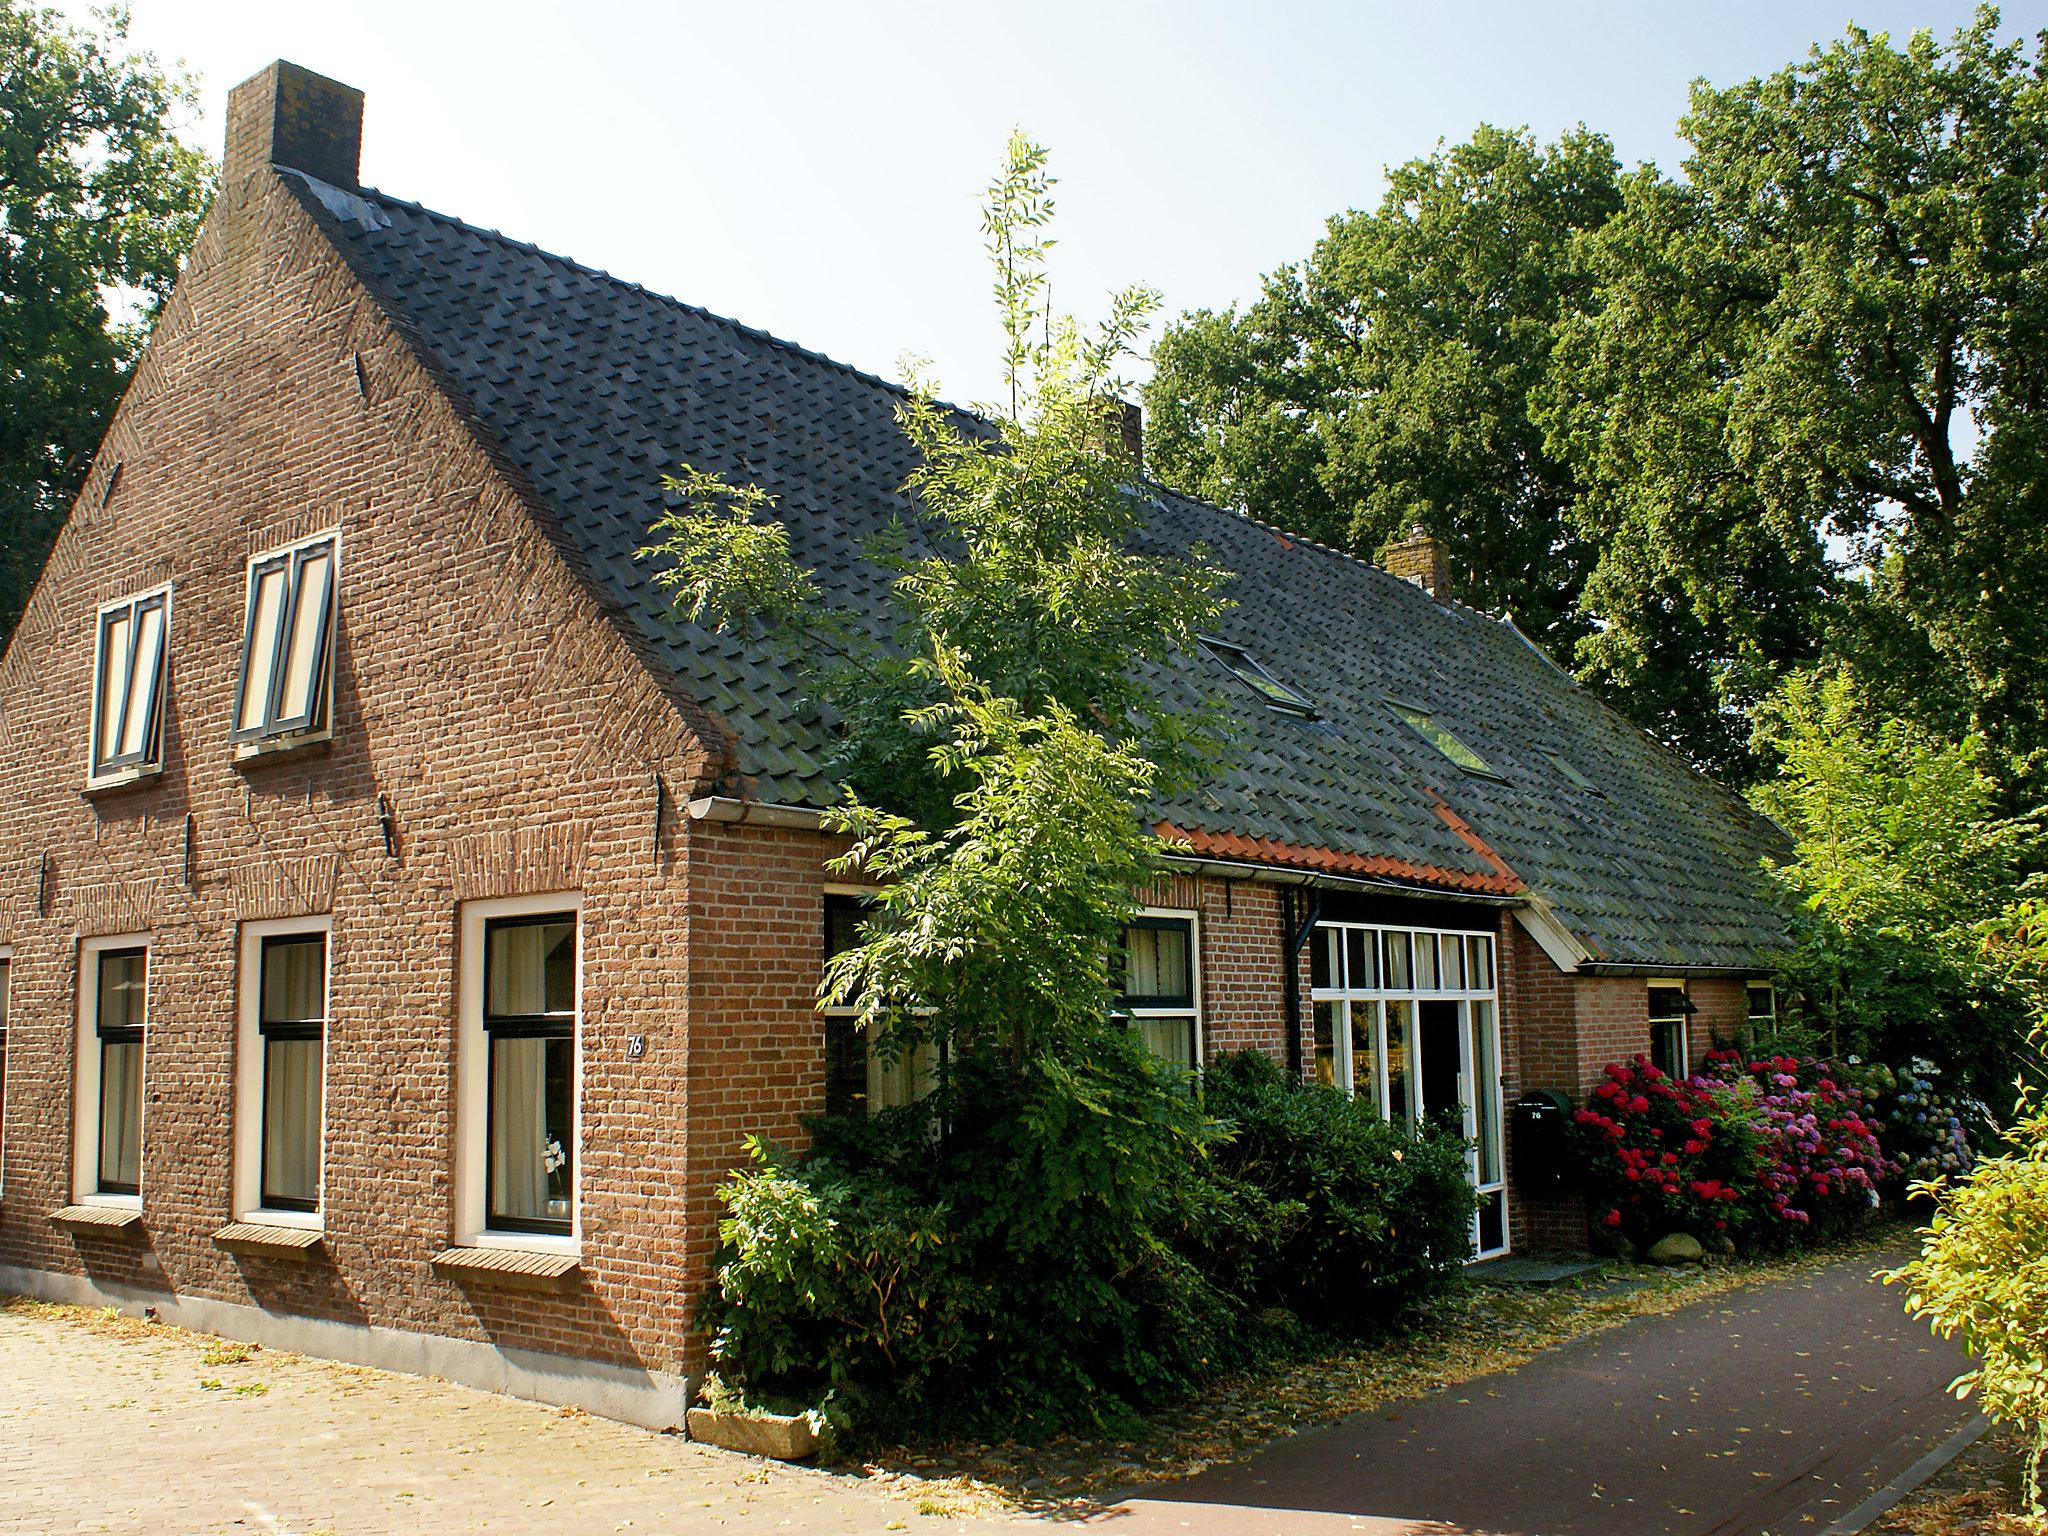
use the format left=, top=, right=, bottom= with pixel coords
left=74, top=940, right=148, bottom=1203
left=90, top=587, right=171, bottom=779
left=232, top=533, right=338, bottom=742
left=1118, top=914, right=1200, bottom=1078
left=483, top=914, right=577, bottom=1235
left=259, top=933, right=326, bottom=1212
left=821, top=893, right=938, bottom=1116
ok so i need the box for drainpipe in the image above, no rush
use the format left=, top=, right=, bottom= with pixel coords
left=1279, top=886, right=1322, bottom=1080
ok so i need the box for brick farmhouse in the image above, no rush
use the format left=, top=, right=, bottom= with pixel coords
left=0, top=64, right=1790, bottom=1426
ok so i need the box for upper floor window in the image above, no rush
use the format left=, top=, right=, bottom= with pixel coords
left=90, top=587, right=171, bottom=779
left=233, top=533, right=338, bottom=743
left=1116, top=916, right=1200, bottom=1076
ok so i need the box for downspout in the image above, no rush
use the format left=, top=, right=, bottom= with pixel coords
left=1279, top=886, right=1323, bottom=1080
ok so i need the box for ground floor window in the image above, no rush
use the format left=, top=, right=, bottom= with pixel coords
left=1747, top=982, right=1776, bottom=1046
left=822, top=894, right=939, bottom=1116
left=0, top=953, right=11, bottom=1193
left=1117, top=914, right=1200, bottom=1077
left=457, top=895, right=581, bottom=1249
left=1311, top=921, right=1506, bottom=1257
left=236, top=921, right=329, bottom=1221
left=75, top=937, right=148, bottom=1203
left=1649, top=982, right=1692, bottom=1081
left=484, top=914, right=578, bottom=1234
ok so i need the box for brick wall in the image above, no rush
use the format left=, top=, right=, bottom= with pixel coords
left=0, top=161, right=717, bottom=1377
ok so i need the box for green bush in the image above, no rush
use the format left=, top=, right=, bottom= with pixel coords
left=1889, top=1084, right=2048, bottom=1513
left=1200, top=1050, right=1477, bottom=1327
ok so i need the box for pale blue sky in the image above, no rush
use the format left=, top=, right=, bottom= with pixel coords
left=81, top=1, right=2016, bottom=410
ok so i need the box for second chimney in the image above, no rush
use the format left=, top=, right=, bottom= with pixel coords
left=224, top=61, right=364, bottom=190
left=1382, top=523, right=1451, bottom=600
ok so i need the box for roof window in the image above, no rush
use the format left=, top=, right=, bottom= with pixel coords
left=1390, top=702, right=1498, bottom=778
left=1200, top=638, right=1317, bottom=718
left=1544, top=750, right=1603, bottom=796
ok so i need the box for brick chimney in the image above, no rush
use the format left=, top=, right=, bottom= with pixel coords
left=1382, top=523, right=1451, bottom=599
left=224, top=61, right=363, bottom=189
left=1091, top=397, right=1144, bottom=471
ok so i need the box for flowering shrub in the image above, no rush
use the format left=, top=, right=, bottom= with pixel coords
left=1576, top=1050, right=1896, bottom=1249
left=1863, top=1055, right=1983, bottom=1189
left=1698, top=1052, right=1894, bottom=1238
left=1573, top=1057, right=1763, bottom=1246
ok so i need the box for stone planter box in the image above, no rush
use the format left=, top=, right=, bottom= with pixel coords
left=685, top=1406, right=819, bottom=1461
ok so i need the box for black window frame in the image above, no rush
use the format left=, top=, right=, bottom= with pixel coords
left=822, top=894, right=869, bottom=1118
left=94, top=946, right=147, bottom=1198
left=90, top=588, right=171, bottom=776
left=231, top=534, right=339, bottom=744
left=481, top=911, right=578, bottom=1237
left=256, top=932, right=327, bottom=1214
left=1116, top=916, right=1200, bottom=1079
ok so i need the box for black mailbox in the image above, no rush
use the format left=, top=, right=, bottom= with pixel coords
left=1511, top=1087, right=1576, bottom=1194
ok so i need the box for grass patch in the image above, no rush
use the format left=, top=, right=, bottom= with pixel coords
left=847, top=1225, right=1910, bottom=1516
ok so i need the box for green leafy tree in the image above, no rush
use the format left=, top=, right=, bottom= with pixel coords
left=1750, top=668, right=2041, bottom=1095
left=0, top=3, right=213, bottom=645
left=1145, top=124, right=1619, bottom=651
left=1543, top=8, right=2048, bottom=785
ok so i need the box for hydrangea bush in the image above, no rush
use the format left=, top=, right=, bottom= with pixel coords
left=1576, top=1050, right=1896, bottom=1248
left=1866, top=1055, right=1983, bottom=1189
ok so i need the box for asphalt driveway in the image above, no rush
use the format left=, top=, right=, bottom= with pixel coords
left=1097, top=1244, right=1971, bottom=1536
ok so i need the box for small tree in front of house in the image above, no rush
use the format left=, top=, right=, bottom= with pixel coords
left=646, top=135, right=1247, bottom=1430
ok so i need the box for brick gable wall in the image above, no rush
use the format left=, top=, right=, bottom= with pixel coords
left=0, top=164, right=718, bottom=1379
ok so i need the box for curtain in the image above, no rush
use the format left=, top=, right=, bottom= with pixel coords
left=867, top=1039, right=938, bottom=1111
left=263, top=1037, right=322, bottom=1206
left=487, top=921, right=572, bottom=1018
left=99, top=1040, right=142, bottom=1191
left=490, top=1036, right=550, bottom=1222
left=262, top=939, right=325, bottom=1023
left=1134, top=1016, right=1195, bottom=1074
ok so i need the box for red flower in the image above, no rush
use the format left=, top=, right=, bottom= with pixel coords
left=1603, top=1209, right=1622, bottom=1227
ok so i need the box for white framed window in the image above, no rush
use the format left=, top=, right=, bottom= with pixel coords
left=0, top=948, right=12, bottom=1195
left=234, top=918, right=330, bottom=1227
left=1747, top=981, right=1776, bottom=1044
left=456, top=893, right=580, bottom=1252
left=232, top=532, right=339, bottom=744
left=89, top=585, right=171, bottom=782
left=74, top=935, right=150, bottom=1207
left=821, top=892, right=938, bottom=1116
left=1649, top=981, right=1692, bottom=1080
left=1310, top=921, right=1507, bottom=1258
left=1117, top=911, right=1202, bottom=1078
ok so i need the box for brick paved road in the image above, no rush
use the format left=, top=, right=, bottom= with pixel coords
left=0, top=1304, right=1010, bottom=1536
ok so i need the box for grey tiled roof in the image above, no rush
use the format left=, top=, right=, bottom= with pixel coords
left=286, top=172, right=1789, bottom=971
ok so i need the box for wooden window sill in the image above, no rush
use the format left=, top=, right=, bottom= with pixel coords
left=82, top=766, right=165, bottom=799
left=214, top=1222, right=325, bottom=1257
left=50, top=1204, right=143, bottom=1231
left=431, top=1245, right=581, bottom=1292
left=231, top=731, right=333, bottom=769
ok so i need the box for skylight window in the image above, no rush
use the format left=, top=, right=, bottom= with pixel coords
left=233, top=532, right=339, bottom=743
left=1200, top=638, right=1317, bottom=717
left=1545, top=750, right=1603, bottom=795
left=90, top=587, right=171, bottom=780
left=1390, top=702, right=1498, bottom=778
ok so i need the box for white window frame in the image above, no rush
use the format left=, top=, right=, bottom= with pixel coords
left=1120, top=907, right=1203, bottom=1078
left=233, top=916, right=331, bottom=1230
left=1310, top=921, right=1508, bottom=1259
left=231, top=530, right=340, bottom=751
left=1649, top=978, right=1691, bottom=1081
left=0, top=945, right=12, bottom=1196
left=456, top=892, right=581, bottom=1256
left=821, top=886, right=940, bottom=1115
left=88, top=583, right=173, bottom=786
left=1746, top=981, right=1777, bottom=1044
left=73, top=933, right=151, bottom=1210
